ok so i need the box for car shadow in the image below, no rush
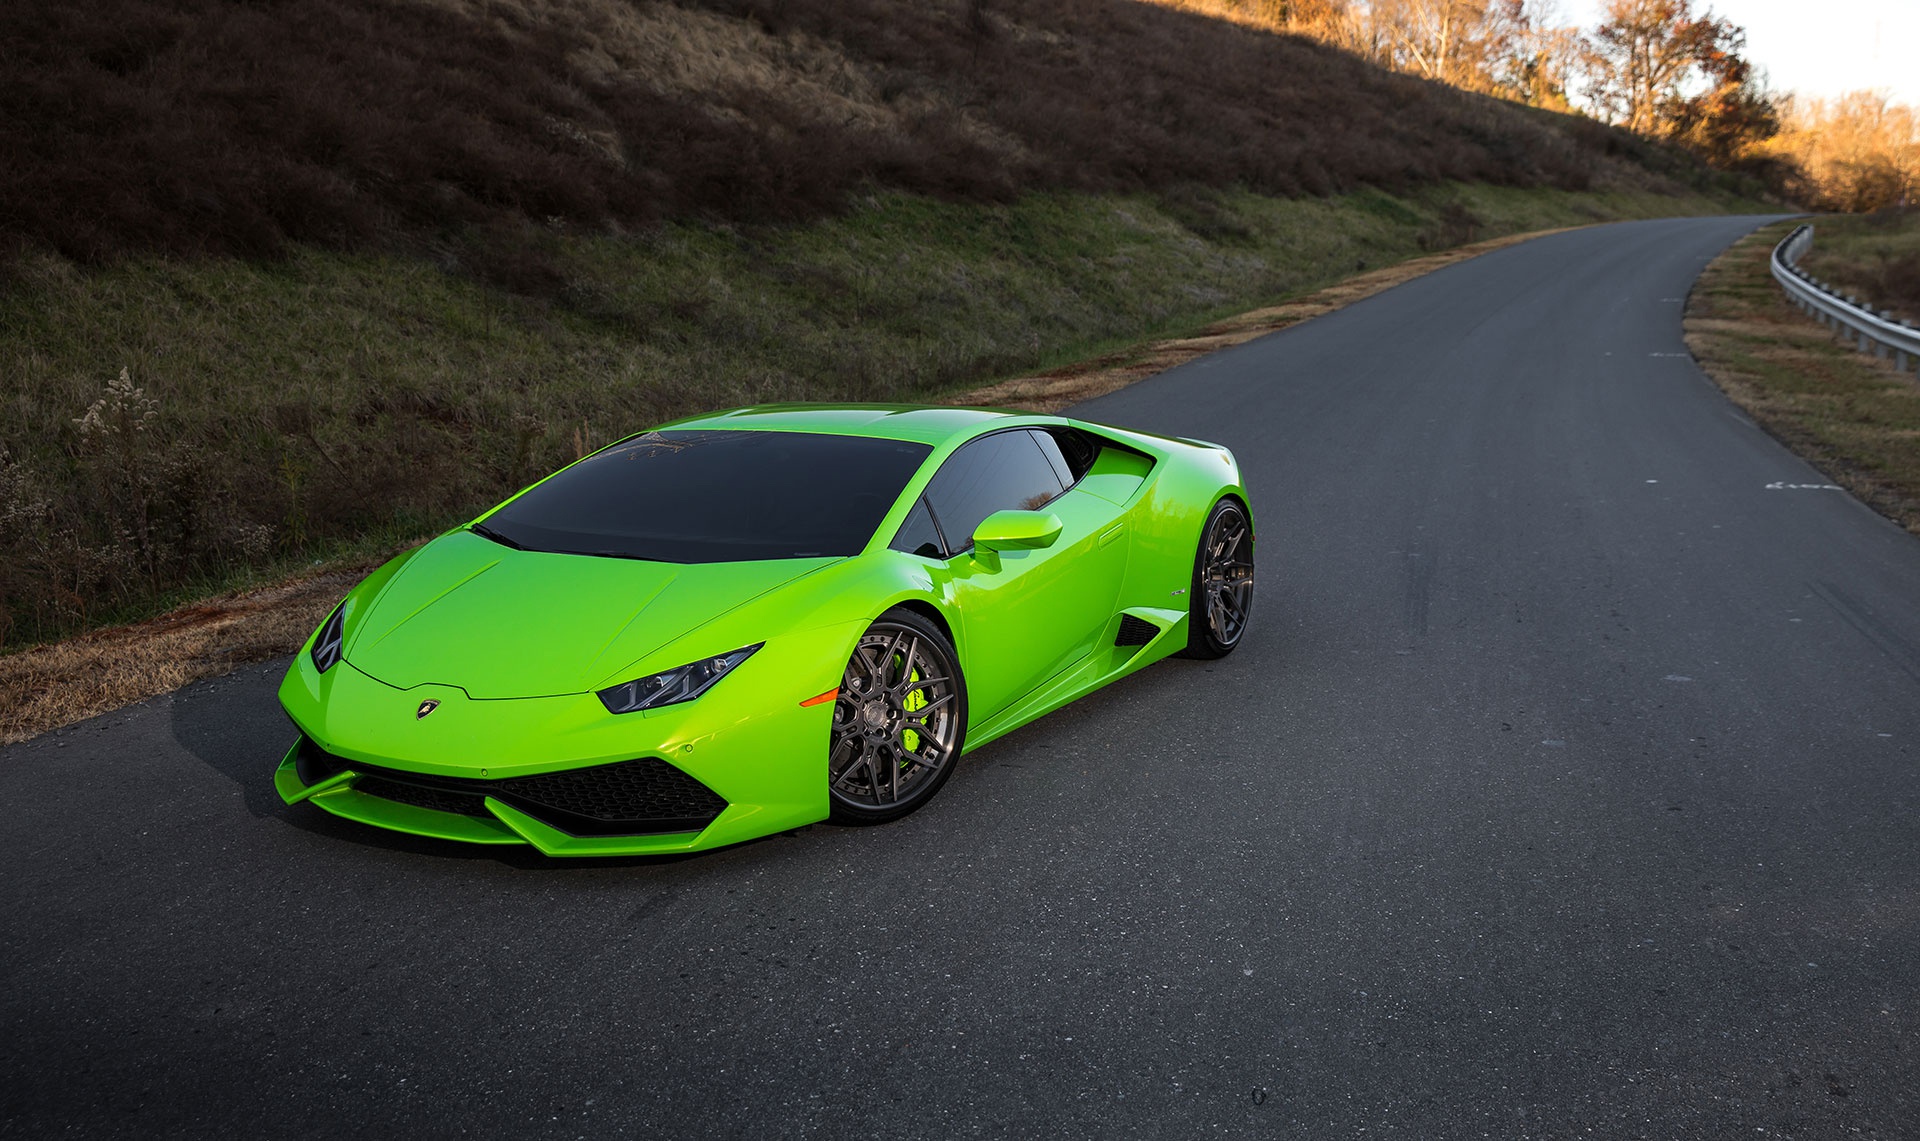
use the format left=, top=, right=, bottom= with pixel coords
left=169, top=658, right=302, bottom=821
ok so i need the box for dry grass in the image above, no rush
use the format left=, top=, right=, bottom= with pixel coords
left=957, top=227, right=1571, bottom=410
left=0, top=559, right=389, bottom=745
left=1, top=223, right=1571, bottom=744
left=1, top=0, right=1718, bottom=268
left=1794, top=208, right=1920, bottom=325
left=3, top=182, right=1744, bottom=651
left=1686, top=220, right=1920, bottom=535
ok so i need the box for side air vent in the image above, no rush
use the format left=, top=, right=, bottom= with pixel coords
left=1114, top=613, right=1159, bottom=646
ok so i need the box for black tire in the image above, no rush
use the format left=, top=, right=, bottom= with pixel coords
left=827, top=608, right=968, bottom=825
left=1177, top=497, right=1255, bottom=660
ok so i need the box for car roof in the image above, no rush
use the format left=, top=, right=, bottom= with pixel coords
left=655, top=403, right=1045, bottom=447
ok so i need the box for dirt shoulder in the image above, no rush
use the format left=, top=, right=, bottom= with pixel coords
left=0, top=226, right=1564, bottom=746
left=1684, top=219, right=1920, bottom=537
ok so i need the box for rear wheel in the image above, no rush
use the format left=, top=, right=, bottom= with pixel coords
left=827, top=609, right=967, bottom=824
left=1178, top=498, right=1254, bottom=659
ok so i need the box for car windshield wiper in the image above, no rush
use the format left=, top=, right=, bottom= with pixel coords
left=469, top=522, right=526, bottom=550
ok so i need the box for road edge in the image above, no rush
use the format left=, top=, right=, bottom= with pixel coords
left=1684, top=219, right=1920, bottom=539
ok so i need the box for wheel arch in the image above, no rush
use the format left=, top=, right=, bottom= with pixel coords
left=1211, top=489, right=1255, bottom=539
left=885, top=598, right=956, bottom=651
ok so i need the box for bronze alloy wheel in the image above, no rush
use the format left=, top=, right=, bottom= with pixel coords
left=1179, top=498, right=1254, bottom=659
left=827, top=609, right=967, bottom=824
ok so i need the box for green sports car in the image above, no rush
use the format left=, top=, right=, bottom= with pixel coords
left=276, top=404, right=1254, bottom=855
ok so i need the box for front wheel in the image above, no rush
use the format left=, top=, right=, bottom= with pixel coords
left=827, top=608, right=967, bottom=825
left=1177, top=498, right=1254, bottom=659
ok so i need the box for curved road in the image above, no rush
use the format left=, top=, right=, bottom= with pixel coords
left=6, top=215, right=1919, bottom=1137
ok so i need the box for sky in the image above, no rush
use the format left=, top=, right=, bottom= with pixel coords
left=1560, top=0, right=1920, bottom=106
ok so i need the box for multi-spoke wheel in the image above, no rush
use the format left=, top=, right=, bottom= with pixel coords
left=827, top=608, right=967, bottom=824
left=1178, top=498, right=1254, bottom=659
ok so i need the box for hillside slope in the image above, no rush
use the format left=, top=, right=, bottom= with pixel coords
left=0, top=0, right=1761, bottom=652
left=4, top=0, right=1707, bottom=266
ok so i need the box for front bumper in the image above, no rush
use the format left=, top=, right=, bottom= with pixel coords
left=276, top=637, right=847, bottom=855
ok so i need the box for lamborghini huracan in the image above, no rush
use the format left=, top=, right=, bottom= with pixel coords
left=276, top=404, right=1254, bottom=855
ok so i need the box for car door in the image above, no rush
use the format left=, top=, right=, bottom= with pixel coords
left=904, top=429, right=1129, bottom=722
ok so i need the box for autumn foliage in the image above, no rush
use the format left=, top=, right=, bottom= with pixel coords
left=1767, top=93, right=1920, bottom=213
left=1160, top=0, right=1901, bottom=200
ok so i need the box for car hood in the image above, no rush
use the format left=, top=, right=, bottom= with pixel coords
left=345, top=530, right=834, bottom=698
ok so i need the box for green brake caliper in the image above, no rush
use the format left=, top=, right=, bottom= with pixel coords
left=902, top=666, right=925, bottom=755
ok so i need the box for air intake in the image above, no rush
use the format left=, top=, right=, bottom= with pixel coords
left=1114, top=613, right=1159, bottom=646
left=294, top=737, right=727, bottom=837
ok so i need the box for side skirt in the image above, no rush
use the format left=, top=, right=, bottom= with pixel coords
left=963, top=606, right=1187, bottom=752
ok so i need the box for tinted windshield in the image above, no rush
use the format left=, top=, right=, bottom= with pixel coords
left=477, top=430, right=933, bottom=563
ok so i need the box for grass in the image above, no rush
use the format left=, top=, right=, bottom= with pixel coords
left=0, top=190, right=1763, bottom=743
left=1685, top=219, right=1920, bottom=534
left=1, top=0, right=1737, bottom=268
left=1794, top=208, right=1920, bottom=325
left=1, top=0, right=1775, bottom=653
left=0, top=182, right=1765, bottom=652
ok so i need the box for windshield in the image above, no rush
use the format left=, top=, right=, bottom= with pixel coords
left=475, top=430, right=933, bottom=563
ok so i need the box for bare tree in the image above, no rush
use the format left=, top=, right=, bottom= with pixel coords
left=1581, top=0, right=1778, bottom=166
left=1488, top=0, right=1584, bottom=110
left=1373, top=0, right=1482, bottom=88
left=1586, top=0, right=1724, bottom=132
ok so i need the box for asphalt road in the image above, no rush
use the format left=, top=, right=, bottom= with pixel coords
left=7, top=215, right=1919, bottom=1138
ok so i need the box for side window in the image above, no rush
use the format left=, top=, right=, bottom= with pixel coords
left=1038, top=428, right=1099, bottom=485
left=924, top=431, right=1066, bottom=554
left=888, top=497, right=946, bottom=559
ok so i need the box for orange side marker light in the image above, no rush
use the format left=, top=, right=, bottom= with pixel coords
left=800, top=687, right=839, bottom=708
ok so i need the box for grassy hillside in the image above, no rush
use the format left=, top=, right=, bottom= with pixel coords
left=1795, top=209, right=1920, bottom=325
left=0, top=0, right=1770, bottom=650
left=2, top=183, right=1759, bottom=648
left=4, top=0, right=1731, bottom=268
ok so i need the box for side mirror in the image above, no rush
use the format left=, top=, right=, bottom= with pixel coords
left=973, top=510, right=1063, bottom=558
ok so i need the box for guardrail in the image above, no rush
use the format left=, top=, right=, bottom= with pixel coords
left=1771, top=223, right=1920, bottom=375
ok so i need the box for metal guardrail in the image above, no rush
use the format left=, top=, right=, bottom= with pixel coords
left=1770, top=223, right=1920, bottom=374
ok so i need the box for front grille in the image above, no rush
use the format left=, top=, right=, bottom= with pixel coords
left=494, top=763, right=727, bottom=827
left=355, top=775, right=493, bottom=818
left=1115, top=613, right=1159, bottom=646
left=294, top=736, right=727, bottom=837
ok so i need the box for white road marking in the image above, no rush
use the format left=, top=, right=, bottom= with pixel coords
left=1765, top=481, right=1842, bottom=491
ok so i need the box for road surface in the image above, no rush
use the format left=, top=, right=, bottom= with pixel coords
left=6, top=214, right=1918, bottom=1137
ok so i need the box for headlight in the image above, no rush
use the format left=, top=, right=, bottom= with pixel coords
left=311, top=603, right=347, bottom=674
left=597, top=644, right=762, bottom=715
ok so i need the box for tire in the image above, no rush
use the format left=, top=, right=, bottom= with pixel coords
left=1177, top=497, right=1255, bottom=660
left=827, top=607, right=968, bottom=825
